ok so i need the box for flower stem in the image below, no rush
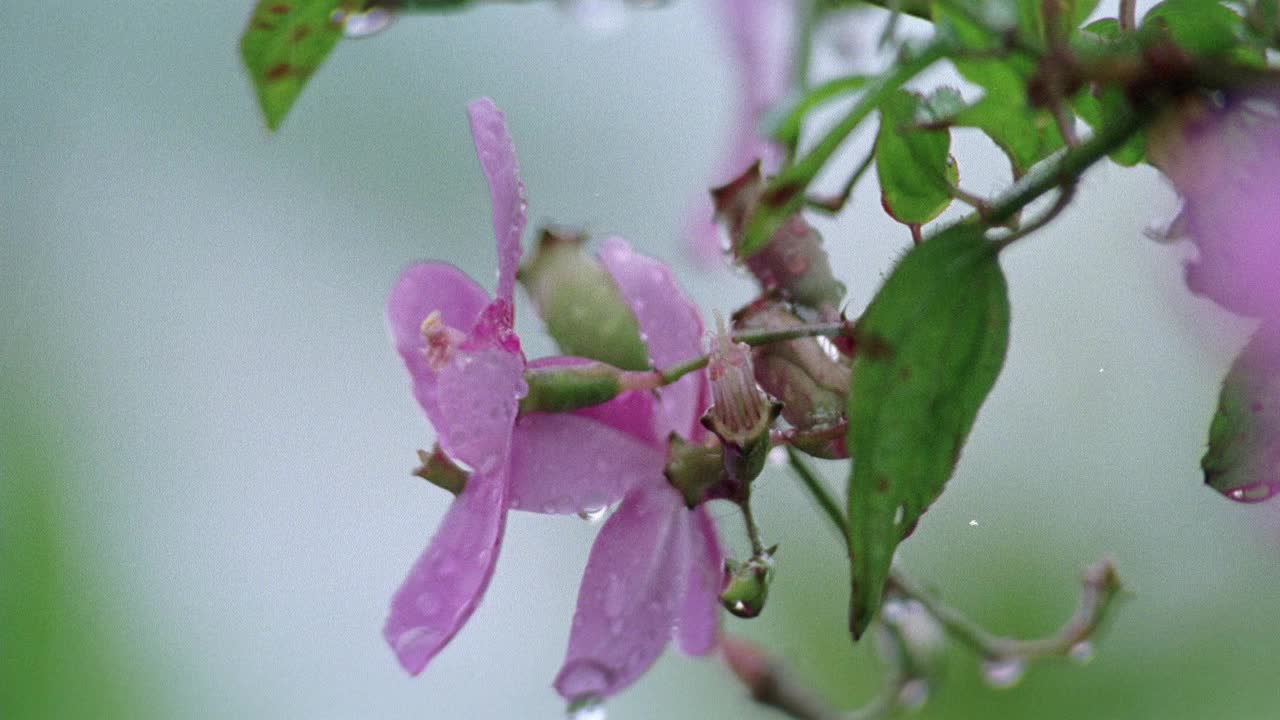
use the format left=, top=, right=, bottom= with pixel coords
left=648, top=320, right=855, bottom=388
left=784, top=447, right=847, bottom=541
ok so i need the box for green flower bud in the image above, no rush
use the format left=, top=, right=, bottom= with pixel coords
left=713, top=164, right=846, bottom=312
left=519, top=362, right=626, bottom=416
left=664, top=434, right=728, bottom=508
left=517, top=228, right=650, bottom=371
left=720, top=551, right=775, bottom=619
left=412, top=445, right=468, bottom=496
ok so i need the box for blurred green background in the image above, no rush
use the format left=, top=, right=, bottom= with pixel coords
left=3, top=2, right=1279, bottom=718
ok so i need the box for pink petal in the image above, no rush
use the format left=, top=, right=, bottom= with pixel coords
left=527, top=356, right=661, bottom=446
left=466, top=98, right=528, bottom=304
left=674, top=506, right=724, bottom=655
left=554, top=485, right=689, bottom=701
left=508, top=413, right=666, bottom=514
left=386, top=262, right=491, bottom=432
left=434, top=346, right=526, bottom=473
left=687, top=0, right=793, bottom=264
left=383, top=467, right=508, bottom=675
left=598, top=237, right=709, bottom=437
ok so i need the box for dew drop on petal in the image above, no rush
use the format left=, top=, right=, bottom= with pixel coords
left=341, top=7, right=395, bottom=38
left=1068, top=641, right=1095, bottom=665
left=567, top=698, right=607, bottom=720
left=767, top=446, right=787, bottom=466
left=980, top=658, right=1026, bottom=689
left=577, top=505, right=610, bottom=524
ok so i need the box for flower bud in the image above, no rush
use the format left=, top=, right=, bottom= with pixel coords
left=736, top=304, right=850, bottom=458
left=713, top=164, right=846, bottom=312
left=702, top=318, right=781, bottom=485
left=517, top=227, right=651, bottom=370
left=664, top=433, right=729, bottom=508
left=412, top=445, right=469, bottom=496
left=720, top=551, right=775, bottom=618
left=519, top=362, right=625, bottom=415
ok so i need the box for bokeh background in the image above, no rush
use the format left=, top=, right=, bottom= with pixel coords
left=3, top=2, right=1279, bottom=718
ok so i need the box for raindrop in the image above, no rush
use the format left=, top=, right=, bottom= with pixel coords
left=897, top=678, right=929, bottom=711
left=731, top=600, right=747, bottom=614
left=577, top=506, right=610, bottom=524
left=969, top=519, right=979, bottom=527
left=980, top=658, right=1026, bottom=689
left=1223, top=481, right=1279, bottom=503
left=767, top=446, right=787, bottom=466
left=1068, top=641, right=1095, bottom=665
left=568, top=698, right=607, bottom=720
left=893, top=505, right=905, bottom=525
left=339, top=7, right=394, bottom=38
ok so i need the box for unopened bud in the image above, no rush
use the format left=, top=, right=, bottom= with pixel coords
left=664, top=433, right=729, bottom=508
left=702, top=318, right=781, bottom=485
left=412, top=445, right=469, bottom=496
left=736, top=305, right=849, bottom=458
left=720, top=551, right=775, bottom=618
left=517, top=228, right=650, bottom=370
left=519, top=362, right=625, bottom=415
left=713, top=164, right=846, bottom=312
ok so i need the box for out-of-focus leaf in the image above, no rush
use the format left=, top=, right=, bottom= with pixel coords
left=954, top=96, right=1065, bottom=176
left=876, top=90, right=957, bottom=225
left=1072, top=19, right=1147, bottom=165
left=768, top=75, right=871, bottom=149
left=1202, top=328, right=1280, bottom=503
left=240, top=0, right=349, bottom=131
left=1142, top=0, right=1247, bottom=56
left=845, top=226, right=1010, bottom=637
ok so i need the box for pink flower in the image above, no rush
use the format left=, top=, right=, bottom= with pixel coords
left=687, top=0, right=795, bottom=265
left=384, top=99, right=725, bottom=691
left=553, top=239, right=726, bottom=702
left=1150, top=96, right=1280, bottom=322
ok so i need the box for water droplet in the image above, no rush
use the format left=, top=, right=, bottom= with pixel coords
left=567, top=697, right=607, bottom=720
left=577, top=506, right=610, bottom=524
left=731, top=600, right=747, bottom=614
left=897, top=678, right=929, bottom=711
left=338, top=6, right=395, bottom=37
left=1068, top=641, right=1094, bottom=665
left=767, top=446, right=787, bottom=466
left=1223, top=482, right=1278, bottom=503
left=893, top=505, right=905, bottom=525
left=969, top=519, right=979, bottom=527
left=981, top=658, right=1026, bottom=689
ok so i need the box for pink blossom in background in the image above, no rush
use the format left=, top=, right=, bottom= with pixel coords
left=686, top=0, right=796, bottom=265
left=1151, top=96, right=1280, bottom=324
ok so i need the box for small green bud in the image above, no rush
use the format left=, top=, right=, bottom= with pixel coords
left=720, top=551, right=775, bottom=618
left=1203, top=327, right=1280, bottom=503
left=664, top=434, right=728, bottom=508
left=713, top=164, right=846, bottom=312
left=518, top=228, right=650, bottom=371
left=519, top=362, right=625, bottom=415
left=412, top=445, right=468, bottom=496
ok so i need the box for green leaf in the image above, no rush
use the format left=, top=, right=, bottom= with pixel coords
left=239, top=0, right=348, bottom=131
left=768, top=74, right=871, bottom=149
left=1202, top=328, right=1280, bottom=503
left=845, top=226, right=1011, bottom=637
left=876, top=90, right=957, bottom=225
left=954, top=96, right=1065, bottom=176
left=1142, top=0, right=1250, bottom=56
left=1072, top=19, right=1147, bottom=166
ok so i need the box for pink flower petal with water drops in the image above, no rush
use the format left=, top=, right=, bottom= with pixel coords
left=386, top=262, right=492, bottom=435
left=674, top=506, right=724, bottom=655
left=598, top=237, right=708, bottom=437
left=508, top=412, right=666, bottom=515
left=466, top=97, right=528, bottom=304
left=554, top=485, right=690, bottom=701
left=434, top=347, right=526, bottom=473
left=383, top=468, right=508, bottom=676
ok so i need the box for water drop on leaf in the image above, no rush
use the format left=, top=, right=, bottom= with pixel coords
left=980, top=658, right=1026, bottom=689
left=341, top=7, right=394, bottom=38
left=1068, top=640, right=1095, bottom=665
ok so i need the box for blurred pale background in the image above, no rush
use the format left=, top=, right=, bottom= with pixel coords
left=3, top=2, right=1279, bottom=718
